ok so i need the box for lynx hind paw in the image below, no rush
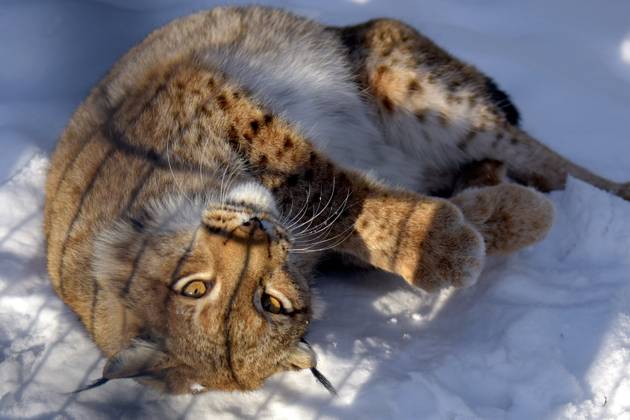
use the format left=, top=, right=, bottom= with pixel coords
left=402, top=201, right=485, bottom=292
left=451, top=184, right=554, bottom=255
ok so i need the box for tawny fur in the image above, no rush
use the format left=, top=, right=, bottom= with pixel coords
left=44, top=6, right=627, bottom=395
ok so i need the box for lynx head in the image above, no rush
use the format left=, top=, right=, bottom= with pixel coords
left=93, top=182, right=319, bottom=394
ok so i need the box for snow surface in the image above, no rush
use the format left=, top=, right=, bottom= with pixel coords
left=1, top=1, right=629, bottom=419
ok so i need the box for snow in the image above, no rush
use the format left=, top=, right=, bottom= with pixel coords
left=1, top=0, right=629, bottom=418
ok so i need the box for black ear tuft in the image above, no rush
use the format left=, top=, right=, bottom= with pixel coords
left=310, top=367, right=337, bottom=396
left=70, top=339, right=167, bottom=394
left=72, top=377, right=110, bottom=394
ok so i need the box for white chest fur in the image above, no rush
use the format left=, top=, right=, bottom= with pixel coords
left=201, top=10, right=424, bottom=191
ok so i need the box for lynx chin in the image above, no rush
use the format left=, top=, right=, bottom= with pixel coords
left=44, top=6, right=629, bottom=395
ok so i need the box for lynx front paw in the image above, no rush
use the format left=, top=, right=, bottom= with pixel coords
left=394, top=201, right=485, bottom=292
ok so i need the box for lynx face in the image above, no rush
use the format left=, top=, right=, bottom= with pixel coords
left=94, top=184, right=315, bottom=394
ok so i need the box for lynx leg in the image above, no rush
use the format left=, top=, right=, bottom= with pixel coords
left=448, top=160, right=554, bottom=255
left=193, top=65, right=485, bottom=291
left=338, top=19, right=630, bottom=201
left=451, top=159, right=507, bottom=194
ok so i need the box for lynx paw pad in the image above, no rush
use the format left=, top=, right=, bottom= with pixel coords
left=396, top=201, right=485, bottom=291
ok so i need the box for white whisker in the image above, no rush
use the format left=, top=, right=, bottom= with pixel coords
left=290, top=223, right=356, bottom=254
left=279, top=193, right=295, bottom=226
left=293, top=188, right=351, bottom=240
left=291, top=176, right=336, bottom=233
left=286, top=184, right=311, bottom=229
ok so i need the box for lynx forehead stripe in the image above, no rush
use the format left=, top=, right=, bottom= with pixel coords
left=58, top=147, right=115, bottom=297
left=222, top=232, right=255, bottom=389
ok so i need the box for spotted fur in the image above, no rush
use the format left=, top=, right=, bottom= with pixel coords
left=44, top=6, right=627, bottom=395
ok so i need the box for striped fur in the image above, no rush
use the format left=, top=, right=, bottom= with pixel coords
left=44, top=6, right=623, bottom=394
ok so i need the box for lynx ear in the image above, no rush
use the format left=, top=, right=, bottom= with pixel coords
left=283, top=341, right=316, bottom=370
left=103, top=339, right=168, bottom=380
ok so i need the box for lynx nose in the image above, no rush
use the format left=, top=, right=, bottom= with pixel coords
left=240, top=217, right=264, bottom=234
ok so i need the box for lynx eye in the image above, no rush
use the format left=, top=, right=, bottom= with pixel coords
left=172, top=272, right=215, bottom=298
left=181, top=280, right=209, bottom=298
left=261, top=293, right=284, bottom=314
